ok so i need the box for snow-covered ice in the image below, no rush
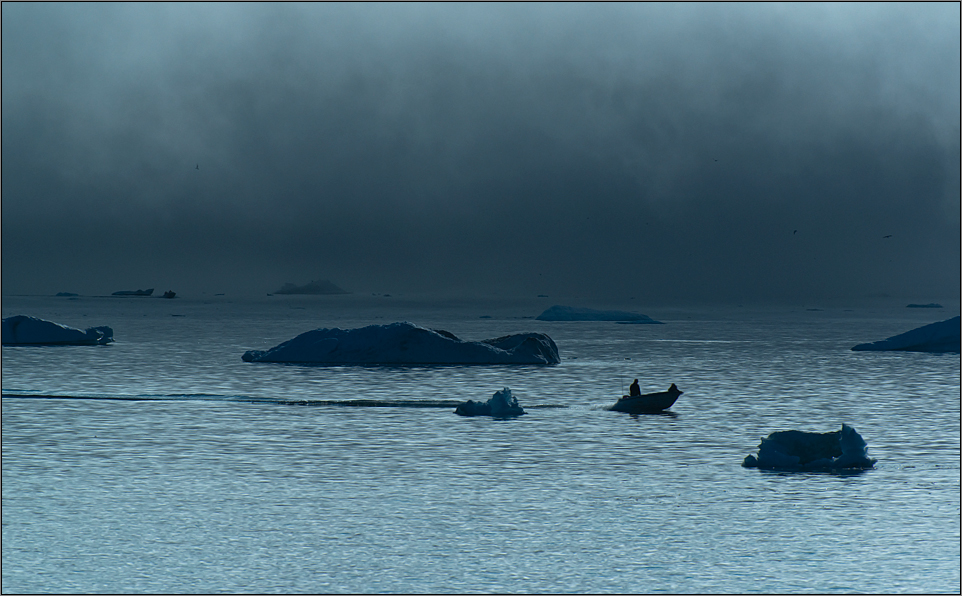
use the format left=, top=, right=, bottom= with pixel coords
left=851, top=316, right=960, bottom=353
left=742, top=424, right=877, bottom=472
left=536, top=305, right=662, bottom=323
left=455, top=387, right=526, bottom=417
left=2, top=315, right=113, bottom=346
left=242, top=321, right=560, bottom=364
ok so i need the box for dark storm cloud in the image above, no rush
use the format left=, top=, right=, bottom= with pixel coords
left=2, top=3, right=958, bottom=301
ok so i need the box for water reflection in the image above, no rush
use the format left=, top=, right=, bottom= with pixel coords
left=624, top=410, right=680, bottom=419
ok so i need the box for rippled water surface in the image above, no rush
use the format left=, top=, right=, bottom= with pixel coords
left=2, top=295, right=959, bottom=593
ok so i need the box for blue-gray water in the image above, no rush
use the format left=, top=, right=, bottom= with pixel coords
left=2, top=295, right=959, bottom=593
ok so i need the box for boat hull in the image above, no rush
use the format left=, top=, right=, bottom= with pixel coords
left=609, top=385, right=682, bottom=414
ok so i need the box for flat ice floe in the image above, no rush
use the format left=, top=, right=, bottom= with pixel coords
left=742, top=424, right=876, bottom=472
left=851, top=316, right=960, bottom=353
left=242, top=321, right=560, bottom=364
left=1, top=315, right=113, bottom=346
left=536, top=305, right=662, bottom=323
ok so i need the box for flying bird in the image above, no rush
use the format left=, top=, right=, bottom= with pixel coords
left=883, top=234, right=892, bottom=238
left=793, top=230, right=798, bottom=235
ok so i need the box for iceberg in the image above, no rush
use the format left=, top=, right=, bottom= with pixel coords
left=242, top=322, right=560, bottom=364
left=2, top=315, right=113, bottom=346
left=851, top=316, right=960, bottom=353
left=455, top=387, right=526, bottom=418
left=112, top=288, right=153, bottom=296
left=536, top=305, right=662, bottom=323
left=742, top=424, right=877, bottom=472
left=273, top=279, right=348, bottom=295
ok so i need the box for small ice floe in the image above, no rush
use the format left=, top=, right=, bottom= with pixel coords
left=535, top=305, right=662, bottom=323
left=2, top=315, right=113, bottom=346
left=742, top=424, right=876, bottom=472
left=455, top=388, right=526, bottom=418
left=851, top=316, right=960, bottom=353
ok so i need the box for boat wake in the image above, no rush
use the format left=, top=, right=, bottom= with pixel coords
left=1, top=393, right=570, bottom=409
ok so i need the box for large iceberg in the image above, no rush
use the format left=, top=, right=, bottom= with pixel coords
left=851, top=316, right=960, bottom=353
left=536, top=305, right=662, bottom=323
left=455, top=388, right=526, bottom=418
left=742, top=424, right=877, bottom=472
left=242, top=322, right=560, bottom=364
left=2, top=315, right=113, bottom=346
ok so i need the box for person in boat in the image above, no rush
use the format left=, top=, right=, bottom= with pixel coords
left=629, top=379, right=641, bottom=397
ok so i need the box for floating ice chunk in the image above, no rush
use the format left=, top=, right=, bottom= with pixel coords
left=455, top=388, right=526, bottom=418
left=536, top=305, right=662, bottom=323
left=2, top=315, right=113, bottom=346
left=242, top=322, right=560, bottom=364
left=851, top=316, right=960, bottom=353
left=742, top=424, right=876, bottom=472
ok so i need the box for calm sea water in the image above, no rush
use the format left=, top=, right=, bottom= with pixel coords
left=2, top=294, right=959, bottom=594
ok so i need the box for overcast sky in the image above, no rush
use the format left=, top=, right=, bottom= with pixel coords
left=2, top=3, right=959, bottom=302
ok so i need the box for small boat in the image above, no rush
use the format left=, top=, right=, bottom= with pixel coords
left=609, top=383, right=683, bottom=414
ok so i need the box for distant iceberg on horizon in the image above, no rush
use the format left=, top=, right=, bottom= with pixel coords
left=2, top=315, right=113, bottom=346
left=536, top=305, right=662, bottom=323
left=273, top=279, right=348, bottom=295
left=851, top=316, right=960, bottom=353
left=242, top=321, right=560, bottom=365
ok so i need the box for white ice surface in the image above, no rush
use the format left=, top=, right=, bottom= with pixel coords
left=455, top=387, right=526, bottom=417
left=742, top=424, right=877, bottom=472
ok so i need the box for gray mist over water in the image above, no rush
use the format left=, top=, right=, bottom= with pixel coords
left=2, top=3, right=959, bottom=302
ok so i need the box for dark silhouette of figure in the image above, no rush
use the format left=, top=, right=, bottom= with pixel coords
left=196, top=163, right=199, bottom=170
left=629, top=379, right=641, bottom=397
